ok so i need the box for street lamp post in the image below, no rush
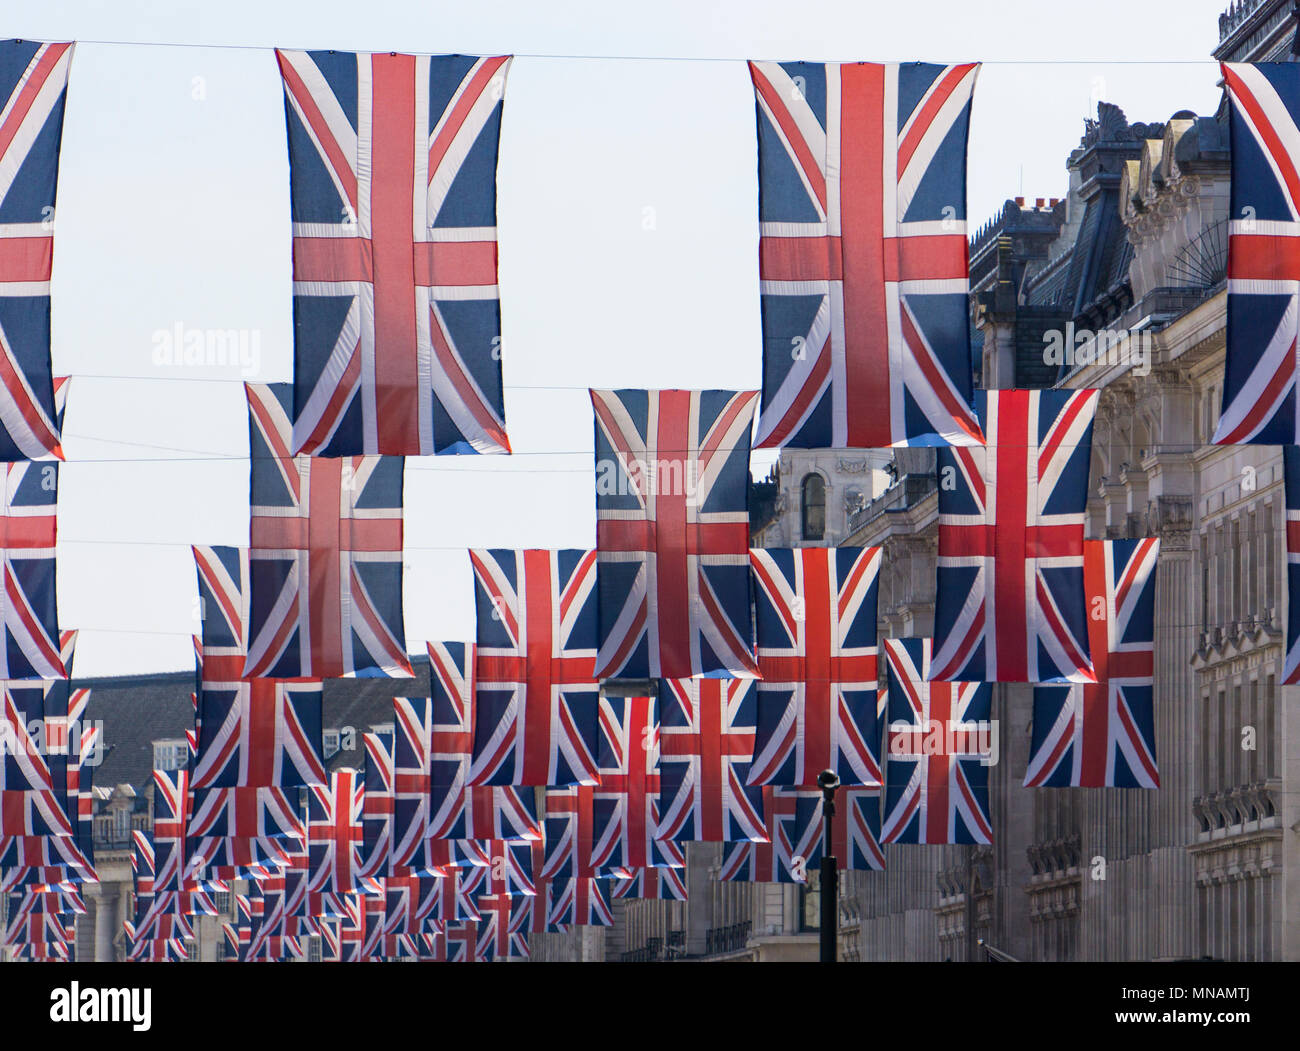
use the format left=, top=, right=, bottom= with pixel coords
left=817, top=769, right=839, bottom=963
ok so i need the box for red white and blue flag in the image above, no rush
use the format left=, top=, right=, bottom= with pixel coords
left=383, top=873, right=439, bottom=935
left=656, top=678, right=767, bottom=843
left=276, top=49, right=511, bottom=457
left=881, top=637, right=993, bottom=844
left=361, top=730, right=395, bottom=878
left=546, top=876, right=613, bottom=929
left=775, top=786, right=884, bottom=874
left=186, top=786, right=304, bottom=867
left=748, top=546, right=882, bottom=786
left=932, top=388, right=1099, bottom=683
left=612, top=865, right=688, bottom=901
left=539, top=785, right=597, bottom=880
left=1214, top=63, right=1300, bottom=444
left=0, top=682, right=74, bottom=837
left=748, top=60, right=982, bottom=450
left=0, top=42, right=73, bottom=462
left=243, top=383, right=411, bottom=679
left=307, top=769, right=366, bottom=894
left=475, top=892, right=529, bottom=960
left=718, top=786, right=803, bottom=882
left=192, top=545, right=326, bottom=790
left=592, top=695, right=684, bottom=871
left=468, top=549, right=600, bottom=786
left=421, top=639, right=506, bottom=853
left=0, top=459, right=64, bottom=679
left=1027, top=538, right=1160, bottom=788
left=591, top=388, right=759, bottom=680
left=391, top=694, right=436, bottom=868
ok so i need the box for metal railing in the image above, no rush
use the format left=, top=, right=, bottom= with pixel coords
left=704, top=921, right=751, bottom=956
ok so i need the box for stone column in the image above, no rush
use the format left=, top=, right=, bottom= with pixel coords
left=1281, top=678, right=1300, bottom=959
left=93, top=884, right=116, bottom=962
left=994, top=683, right=1036, bottom=961
left=1148, top=492, right=1197, bottom=960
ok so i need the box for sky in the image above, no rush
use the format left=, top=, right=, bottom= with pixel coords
left=8, top=0, right=1231, bottom=677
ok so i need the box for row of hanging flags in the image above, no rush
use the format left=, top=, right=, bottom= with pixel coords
left=0, top=37, right=1296, bottom=961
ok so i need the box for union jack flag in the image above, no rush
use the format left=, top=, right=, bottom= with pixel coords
left=392, top=679, right=512, bottom=871
left=191, top=680, right=325, bottom=789
left=539, top=785, right=597, bottom=880
left=407, top=833, right=488, bottom=876
left=187, top=786, right=303, bottom=846
left=276, top=49, right=511, bottom=457
left=591, top=389, right=759, bottom=680
left=508, top=882, right=556, bottom=935
left=442, top=920, right=477, bottom=961
left=419, top=925, right=447, bottom=960
left=476, top=892, right=529, bottom=960
left=1, top=683, right=59, bottom=793
left=425, top=867, right=483, bottom=923
left=479, top=836, right=536, bottom=897
left=932, top=388, right=1099, bottom=683
left=592, top=695, right=684, bottom=871
left=186, top=827, right=295, bottom=878
left=468, top=549, right=600, bottom=786
left=4, top=889, right=72, bottom=949
left=0, top=833, right=94, bottom=887
left=147, top=769, right=191, bottom=898
left=547, top=876, right=613, bottom=928
left=243, top=383, right=411, bottom=678
left=308, top=769, right=366, bottom=893
left=244, top=873, right=288, bottom=961
left=361, top=730, right=395, bottom=878
left=392, top=694, right=434, bottom=867
left=0, top=684, right=73, bottom=837
left=657, top=678, right=767, bottom=843
left=748, top=61, right=982, bottom=450
left=748, top=546, right=882, bottom=786
left=1286, top=448, right=1300, bottom=684
left=192, top=545, right=326, bottom=791
left=0, top=787, right=71, bottom=838
left=1214, top=63, right=1300, bottom=444
left=612, top=865, right=688, bottom=901
left=718, top=787, right=802, bottom=882
left=423, top=641, right=474, bottom=827
left=0, top=460, right=63, bottom=679
left=38, top=637, right=94, bottom=859
left=0, top=43, right=73, bottom=463
left=1026, top=538, right=1160, bottom=788
left=881, top=638, right=993, bottom=844
left=383, top=873, right=439, bottom=935
left=774, top=786, right=885, bottom=874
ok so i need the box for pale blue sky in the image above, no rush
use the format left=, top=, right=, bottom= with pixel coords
left=9, top=0, right=1228, bottom=676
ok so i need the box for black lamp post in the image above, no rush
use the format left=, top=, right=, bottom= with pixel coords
left=817, top=769, right=839, bottom=963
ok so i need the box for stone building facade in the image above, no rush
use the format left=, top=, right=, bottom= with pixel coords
left=534, top=0, right=1300, bottom=963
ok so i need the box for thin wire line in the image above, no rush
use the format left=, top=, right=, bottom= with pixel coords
left=64, top=374, right=614, bottom=390
left=19, top=36, right=1229, bottom=64
left=60, top=619, right=1283, bottom=638
left=55, top=536, right=591, bottom=549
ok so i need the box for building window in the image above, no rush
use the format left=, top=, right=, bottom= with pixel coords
left=801, top=474, right=826, bottom=541
left=153, top=739, right=188, bottom=772
left=800, top=883, right=820, bottom=932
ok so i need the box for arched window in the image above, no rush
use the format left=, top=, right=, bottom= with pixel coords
left=801, top=473, right=826, bottom=541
